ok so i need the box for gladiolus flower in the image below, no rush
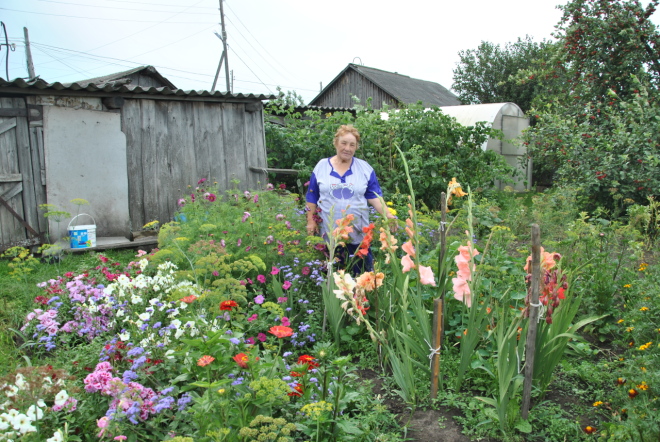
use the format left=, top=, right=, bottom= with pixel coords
left=402, top=241, right=415, bottom=257
left=268, top=325, right=293, bottom=338
left=401, top=254, right=415, bottom=272
left=220, top=300, right=238, bottom=311
left=452, top=276, right=472, bottom=307
left=446, top=177, right=468, bottom=205
left=356, top=271, right=384, bottom=292
left=197, top=355, right=215, bottom=367
left=419, top=265, right=436, bottom=286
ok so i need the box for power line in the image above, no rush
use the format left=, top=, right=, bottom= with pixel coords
left=34, top=0, right=215, bottom=15
left=104, top=0, right=215, bottom=8
left=227, top=44, right=272, bottom=95
left=224, top=2, right=303, bottom=83
left=0, top=7, right=216, bottom=24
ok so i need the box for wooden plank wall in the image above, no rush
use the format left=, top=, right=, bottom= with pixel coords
left=122, top=99, right=269, bottom=230
left=314, top=70, right=399, bottom=109
left=0, top=96, right=46, bottom=249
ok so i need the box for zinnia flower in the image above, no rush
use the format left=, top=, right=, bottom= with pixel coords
left=197, top=355, right=215, bottom=367
left=268, top=325, right=293, bottom=338
left=220, top=300, right=238, bottom=311
left=233, top=353, right=249, bottom=368
left=180, top=295, right=197, bottom=304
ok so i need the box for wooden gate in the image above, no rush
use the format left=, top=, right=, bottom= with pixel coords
left=0, top=96, right=47, bottom=252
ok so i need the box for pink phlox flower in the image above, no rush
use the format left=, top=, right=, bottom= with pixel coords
left=281, top=316, right=291, bottom=326
left=248, top=314, right=258, bottom=322
left=282, top=281, right=292, bottom=290
left=302, top=266, right=311, bottom=276
left=257, top=274, right=266, bottom=283
left=271, top=267, right=280, bottom=275
left=254, top=294, right=265, bottom=304
left=257, top=333, right=267, bottom=342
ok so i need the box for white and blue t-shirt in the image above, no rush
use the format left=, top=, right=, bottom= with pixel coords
left=306, top=157, right=383, bottom=244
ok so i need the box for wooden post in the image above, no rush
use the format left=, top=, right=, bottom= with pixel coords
left=430, top=192, right=448, bottom=399
left=521, top=224, right=541, bottom=419
left=23, top=27, right=36, bottom=79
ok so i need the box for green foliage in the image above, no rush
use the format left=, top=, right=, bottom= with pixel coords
left=452, top=36, right=553, bottom=112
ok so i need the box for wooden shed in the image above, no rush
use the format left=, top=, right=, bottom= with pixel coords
left=309, top=63, right=461, bottom=109
left=0, top=66, right=274, bottom=251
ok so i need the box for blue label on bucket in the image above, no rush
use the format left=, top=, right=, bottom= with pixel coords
left=69, top=228, right=90, bottom=248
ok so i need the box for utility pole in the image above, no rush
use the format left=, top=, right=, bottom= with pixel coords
left=211, top=0, right=230, bottom=92
left=23, top=27, right=36, bottom=79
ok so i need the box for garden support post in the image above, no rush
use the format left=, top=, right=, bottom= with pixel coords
left=431, top=192, right=447, bottom=399
left=521, top=224, right=541, bottom=419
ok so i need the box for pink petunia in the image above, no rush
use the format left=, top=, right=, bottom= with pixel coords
left=271, top=267, right=280, bottom=275
left=281, top=316, right=291, bottom=326
left=257, top=333, right=267, bottom=342
left=257, top=274, right=266, bottom=283
left=282, top=281, right=292, bottom=290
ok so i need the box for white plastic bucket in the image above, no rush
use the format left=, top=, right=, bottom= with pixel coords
left=67, top=214, right=97, bottom=249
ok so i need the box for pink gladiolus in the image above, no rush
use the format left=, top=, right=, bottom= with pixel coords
left=419, top=265, right=436, bottom=286
left=401, top=254, right=415, bottom=272
left=402, top=241, right=416, bottom=258
left=452, top=277, right=472, bottom=307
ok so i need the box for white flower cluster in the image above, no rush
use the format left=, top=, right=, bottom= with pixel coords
left=0, top=374, right=69, bottom=441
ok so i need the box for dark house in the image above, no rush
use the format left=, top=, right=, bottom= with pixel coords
left=309, top=63, right=461, bottom=109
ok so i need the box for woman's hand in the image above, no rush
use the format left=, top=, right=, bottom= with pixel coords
left=306, top=222, right=319, bottom=236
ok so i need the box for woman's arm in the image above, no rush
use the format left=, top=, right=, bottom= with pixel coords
left=306, top=202, right=319, bottom=235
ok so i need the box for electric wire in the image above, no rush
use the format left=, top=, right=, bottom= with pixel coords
left=34, top=0, right=215, bottom=14
left=0, top=8, right=216, bottom=24
left=223, top=32, right=279, bottom=87
left=224, top=2, right=303, bottom=83
left=227, top=44, right=272, bottom=94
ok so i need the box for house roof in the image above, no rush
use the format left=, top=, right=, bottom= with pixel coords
left=69, top=65, right=177, bottom=89
left=310, top=63, right=461, bottom=107
left=0, top=77, right=276, bottom=102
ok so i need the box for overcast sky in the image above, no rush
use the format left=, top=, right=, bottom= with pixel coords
left=0, top=0, right=598, bottom=103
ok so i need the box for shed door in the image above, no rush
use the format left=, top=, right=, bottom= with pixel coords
left=0, top=97, right=46, bottom=251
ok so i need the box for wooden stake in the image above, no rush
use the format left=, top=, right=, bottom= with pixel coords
left=521, top=224, right=541, bottom=419
left=430, top=192, right=448, bottom=399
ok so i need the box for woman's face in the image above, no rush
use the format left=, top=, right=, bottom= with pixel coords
left=334, top=133, right=358, bottom=162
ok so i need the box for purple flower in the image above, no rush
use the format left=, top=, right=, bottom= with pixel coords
left=257, top=333, right=267, bottom=342
left=253, top=194, right=259, bottom=203
left=177, top=393, right=192, bottom=411
left=230, top=338, right=240, bottom=345
left=254, top=295, right=265, bottom=305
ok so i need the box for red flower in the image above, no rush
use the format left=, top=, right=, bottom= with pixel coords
left=220, top=300, right=238, bottom=311
left=197, top=355, right=215, bottom=367
left=233, top=353, right=249, bottom=368
left=628, top=388, right=639, bottom=399
left=297, top=354, right=320, bottom=369
left=268, top=325, right=293, bottom=338
left=180, top=295, right=197, bottom=304
left=34, top=296, right=50, bottom=305
left=288, top=383, right=303, bottom=397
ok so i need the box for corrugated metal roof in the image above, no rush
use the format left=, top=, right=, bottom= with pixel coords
left=310, top=63, right=461, bottom=107
left=0, top=77, right=276, bottom=101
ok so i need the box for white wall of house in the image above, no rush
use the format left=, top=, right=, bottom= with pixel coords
left=43, top=105, right=130, bottom=239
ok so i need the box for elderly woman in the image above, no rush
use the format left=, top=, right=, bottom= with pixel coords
left=305, top=124, right=395, bottom=272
